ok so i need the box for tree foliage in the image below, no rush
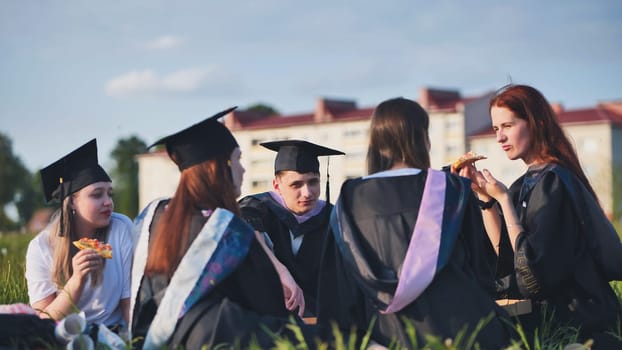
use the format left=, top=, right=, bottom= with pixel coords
left=0, top=132, right=33, bottom=229
left=245, top=103, right=279, bottom=116
left=110, top=135, right=147, bottom=218
left=15, top=172, right=46, bottom=227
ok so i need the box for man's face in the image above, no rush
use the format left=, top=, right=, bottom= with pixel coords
left=273, top=171, right=321, bottom=215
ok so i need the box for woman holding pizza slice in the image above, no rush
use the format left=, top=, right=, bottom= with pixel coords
left=457, top=84, right=622, bottom=347
left=25, top=139, right=134, bottom=331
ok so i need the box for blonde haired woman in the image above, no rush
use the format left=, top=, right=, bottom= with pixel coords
left=25, top=139, right=134, bottom=331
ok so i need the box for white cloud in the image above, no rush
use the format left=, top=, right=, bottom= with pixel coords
left=144, top=35, right=183, bottom=50
left=161, top=68, right=210, bottom=92
left=104, top=68, right=212, bottom=97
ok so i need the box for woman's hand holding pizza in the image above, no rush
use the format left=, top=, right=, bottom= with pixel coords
left=71, top=248, right=103, bottom=282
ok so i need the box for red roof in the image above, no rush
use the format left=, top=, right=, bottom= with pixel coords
left=239, top=113, right=315, bottom=129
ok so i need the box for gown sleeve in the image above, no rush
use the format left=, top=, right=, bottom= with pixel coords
left=514, top=171, right=580, bottom=298
left=316, top=226, right=368, bottom=340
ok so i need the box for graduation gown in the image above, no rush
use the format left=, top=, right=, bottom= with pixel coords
left=130, top=199, right=301, bottom=349
left=239, top=192, right=332, bottom=314
left=497, top=164, right=622, bottom=345
left=317, top=169, right=511, bottom=349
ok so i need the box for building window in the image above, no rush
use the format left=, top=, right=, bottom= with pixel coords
left=252, top=180, right=270, bottom=188
left=343, top=129, right=363, bottom=137
left=251, top=159, right=272, bottom=168
left=445, top=144, right=458, bottom=155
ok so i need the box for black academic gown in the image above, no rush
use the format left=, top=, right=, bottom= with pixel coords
left=239, top=192, right=332, bottom=314
left=497, top=164, right=622, bottom=347
left=317, top=170, right=512, bottom=349
left=131, top=201, right=304, bottom=349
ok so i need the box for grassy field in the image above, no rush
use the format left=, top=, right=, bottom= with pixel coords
left=0, top=232, right=34, bottom=304
left=1, top=231, right=622, bottom=349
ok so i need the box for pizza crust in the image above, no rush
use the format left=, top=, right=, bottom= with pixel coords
left=452, top=151, right=487, bottom=170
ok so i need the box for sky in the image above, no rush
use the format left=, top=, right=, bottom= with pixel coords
left=2, top=0, right=621, bottom=173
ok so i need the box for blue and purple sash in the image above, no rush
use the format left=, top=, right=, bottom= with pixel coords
left=332, top=169, right=467, bottom=313
left=130, top=201, right=254, bottom=348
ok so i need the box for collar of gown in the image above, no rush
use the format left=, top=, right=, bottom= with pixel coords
left=268, top=191, right=326, bottom=224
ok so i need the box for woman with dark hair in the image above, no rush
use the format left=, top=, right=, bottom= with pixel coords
left=130, top=107, right=307, bottom=349
left=459, top=84, right=622, bottom=346
left=317, top=97, right=511, bottom=348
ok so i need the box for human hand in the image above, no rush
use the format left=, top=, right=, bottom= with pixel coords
left=277, top=267, right=305, bottom=317
left=457, top=163, right=492, bottom=200
left=475, top=169, right=509, bottom=201
left=71, top=248, right=103, bottom=282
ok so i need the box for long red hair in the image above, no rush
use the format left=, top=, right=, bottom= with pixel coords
left=144, top=153, right=240, bottom=277
left=490, top=84, right=597, bottom=200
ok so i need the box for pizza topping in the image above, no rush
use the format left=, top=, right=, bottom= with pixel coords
left=452, top=151, right=487, bottom=170
left=73, top=237, right=112, bottom=259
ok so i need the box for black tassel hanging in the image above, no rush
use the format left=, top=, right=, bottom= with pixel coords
left=325, top=157, right=331, bottom=204
left=58, top=177, right=64, bottom=237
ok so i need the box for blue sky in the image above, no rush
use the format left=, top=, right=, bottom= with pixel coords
left=2, top=0, right=621, bottom=172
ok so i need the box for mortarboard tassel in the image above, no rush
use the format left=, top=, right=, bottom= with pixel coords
left=58, top=177, right=64, bottom=237
left=325, top=157, right=331, bottom=204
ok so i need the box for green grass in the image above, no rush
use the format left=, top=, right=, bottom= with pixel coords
left=0, top=232, right=34, bottom=304
left=1, top=231, right=621, bottom=349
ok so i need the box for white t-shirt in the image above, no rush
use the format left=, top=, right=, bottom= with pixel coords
left=25, top=213, right=134, bottom=326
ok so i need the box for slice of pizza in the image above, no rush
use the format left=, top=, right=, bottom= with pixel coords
left=73, top=237, right=112, bottom=259
left=452, top=151, right=487, bottom=170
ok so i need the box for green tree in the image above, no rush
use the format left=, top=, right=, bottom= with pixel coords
left=245, top=103, right=279, bottom=116
left=110, top=135, right=147, bottom=218
left=15, top=171, right=46, bottom=227
left=613, top=162, right=622, bottom=227
left=0, top=132, right=31, bottom=230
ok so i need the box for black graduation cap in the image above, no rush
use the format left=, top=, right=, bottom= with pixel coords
left=261, top=140, right=344, bottom=174
left=40, top=138, right=111, bottom=203
left=149, top=107, right=239, bottom=170
left=260, top=140, right=345, bottom=202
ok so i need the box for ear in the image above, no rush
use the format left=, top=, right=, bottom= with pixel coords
left=272, top=177, right=280, bottom=192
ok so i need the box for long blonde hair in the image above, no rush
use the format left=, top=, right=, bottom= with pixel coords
left=48, top=195, right=108, bottom=287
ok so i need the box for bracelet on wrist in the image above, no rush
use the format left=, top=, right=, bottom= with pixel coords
left=478, top=198, right=496, bottom=210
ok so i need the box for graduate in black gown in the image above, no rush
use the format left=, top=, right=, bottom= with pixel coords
left=239, top=140, right=344, bottom=315
left=458, top=84, right=622, bottom=348
left=130, top=108, right=308, bottom=349
left=317, top=97, right=512, bottom=349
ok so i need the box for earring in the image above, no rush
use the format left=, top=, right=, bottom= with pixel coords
left=71, top=209, right=76, bottom=216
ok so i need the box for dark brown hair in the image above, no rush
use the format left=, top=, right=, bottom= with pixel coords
left=490, top=84, right=597, bottom=200
left=145, top=152, right=241, bottom=277
left=367, top=97, right=430, bottom=174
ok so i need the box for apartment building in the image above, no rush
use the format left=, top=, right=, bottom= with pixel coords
left=136, top=88, right=622, bottom=219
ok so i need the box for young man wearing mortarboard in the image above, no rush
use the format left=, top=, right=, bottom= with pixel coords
left=239, top=140, right=345, bottom=316
left=25, top=139, right=134, bottom=331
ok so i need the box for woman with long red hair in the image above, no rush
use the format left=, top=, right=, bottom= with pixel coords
left=129, top=107, right=307, bottom=349
left=460, top=84, right=622, bottom=347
